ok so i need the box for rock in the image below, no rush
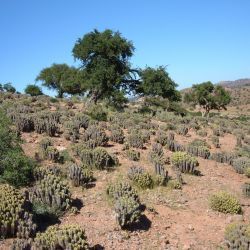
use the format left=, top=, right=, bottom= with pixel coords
left=188, top=224, right=194, bottom=231
left=226, top=214, right=243, bottom=223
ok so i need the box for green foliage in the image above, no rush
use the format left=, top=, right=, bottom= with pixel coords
left=184, top=82, right=231, bottom=116
left=0, top=110, right=34, bottom=187
left=33, top=224, right=89, bottom=249
left=73, top=29, right=137, bottom=103
left=224, top=223, right=250, bottom=250
left=209, top=191, right=242, bottom=214
left=127, top=166, right=153, bottom=189
left=87, top=104, right=107, bottom=121
left=3, top=82, right=16, bottom=93
left=186, top=140, right=211, bottom=159
left=24, top=84, right=43, bottom=96
left=137, top=66, right=181, bottom=101
left=126, top=149, right=140, bottom=161
left=167, top=179, right=182, bottom=189
left=107, top=181, right=142, bottom=228
left=36, top=63, right=81, bottom=98
left=0, top=184, right=36, bottom=238
left=171, top=152, right=198, bottom=174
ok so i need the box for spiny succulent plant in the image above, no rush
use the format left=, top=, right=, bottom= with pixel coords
left=177, top=125, right=188, bottom=136
left=82, top=125, right=108, bottom=147
left=0, top=184, right=36, bottom=239
left=68, top=164, right=93, bottom=187
left=186, top=145, right=210, bottom=159
left=15, top=114, right=34, bottom=133
left=171, top=152, right=198, bottom=174
left=126, top=149, right=140, bottom=161
left=155, top=130, right=168, bottom=146
left=232, top=157, right=250, bottom=174
left=209, top=191, right=242, bottom=214
left=211, top=136, right=220, bottom=148
left=80, top=147, right=118, bottom=170
left=110, top=125, right=125, bottom=144
left=224, top=223, right=250, bottom=249
left=127, top=166, right=153, bottom=189
left=166, top=139, right=185, bottom=152
left=211, top=152, right=236, bottom=165
left=107, top=181, right=142, bottom=228
left=64, top=121, right=80, bottom=142
left=11, top=238, right=33, bottom=250
left=30, top=173, right=72, bottom=211
left=242, top=183, right=250, bottom=197
left=149, top=143, right=165, bottom=165
left=33, top=224, right=89, bottom=250
left=126, top=132, right=144, bottom=149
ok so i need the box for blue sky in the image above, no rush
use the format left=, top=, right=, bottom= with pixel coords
left=0, top=0, right=249, bottom=94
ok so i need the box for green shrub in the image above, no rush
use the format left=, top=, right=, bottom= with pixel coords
left=126, top=133, right=144, bottom=149
left=167, top=179, right=182, bottom=189
left=245, top=167, right=250, bottom=178
left=87, top=104, right=107, bottom=121
left=24, top=84, right=43, bottom=96
left=209, top=191, right=242, bottom=214
left=127, top=166, right=153, bottom=189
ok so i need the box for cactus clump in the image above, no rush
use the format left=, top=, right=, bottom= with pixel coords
left=242, top=183, right=250, bottom=197
left=127, top=166, right=153, bottom=189
left=126, top=133, right=144, bottom=149
left=186, top=145, right=210, bottom=159
left=110, top=126, right=125, bottom=144
left=80, top=147, right=118, bottom=170
left=209, top=191, right=242, bottom=214
left=177, top=125, right=188, bottom=136
left=15, top=114, right=34, bottom=133
left=68, top=164, right=93, bottom=187
left=82, top=125, right=108, bottom=147
left=107, top=181, right=143, bottom=228
left=224, top=223, right=250, bottom=249
left=155, top=130, right=168, bottom=146
left=64, top=121, right=80, bottom=142
left=211, top=152, right=236, bottom=165
left=45, top=146, right=60, bottom=162
left=30, top=173, right=72, bottom=212
left=33, top=224, right=89, bottom=249
left=126, top=149, right=140, bottom=161
left=232, top=157, right=250, bottom=174
left=0, top=184, right=36, bottom=239
left=171, top=152, right=198, bottom=174
left=11, top=238, right=33, bottom=250
left=149, top=143, right=165, bottom=165
left=211, top=136, right=220, bottom=148
left=166, top=139, right=185, bottom=152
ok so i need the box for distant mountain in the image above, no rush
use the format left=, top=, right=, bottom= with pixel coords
left=217, top=78, right=250, bottom=88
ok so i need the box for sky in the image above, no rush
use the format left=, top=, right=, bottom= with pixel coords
left=0, top=0, right=249, bottom=94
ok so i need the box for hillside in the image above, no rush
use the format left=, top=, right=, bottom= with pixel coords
left=0, top=92, right=249, bottom=249
left=218, top=78, right=250, bottom=88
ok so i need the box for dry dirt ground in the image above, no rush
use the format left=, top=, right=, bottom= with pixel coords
left=1, top=123, right=250, bottom=250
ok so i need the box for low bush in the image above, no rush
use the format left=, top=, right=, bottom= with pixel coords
left=209, top=191, right=242, bottom=214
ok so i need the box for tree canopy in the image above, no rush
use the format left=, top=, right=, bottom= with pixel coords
left=25, top=84, right=43, bottom=96
left=2, top=83, right=16, bottom=93
left=72, top=29, right=139, bottom=103
left=36, top=64, right=81, bottom=98
left=136, top=66, right=181, bottom=101
left=184, top=81, right=231, bottom=116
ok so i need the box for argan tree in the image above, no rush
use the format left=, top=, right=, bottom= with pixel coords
left=36, top=64, right=81, bottom=98
left=136, top=66, right=181, bottom=101
left=184, top=81, right=231, bottom=116
left=24, top=84, right=43, bottom=96
left=72, top=29, right=139, bottom=103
